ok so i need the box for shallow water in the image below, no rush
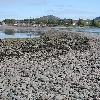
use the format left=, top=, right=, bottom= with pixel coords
left=0, top=30, right=41, bottom=39
left=0, top=28, right=100, bottom=39
left=52, top=27, right=100, bottom=35
left=74, top=28, right=100, bottom=34
left=0, top=32, right=40, bottom=39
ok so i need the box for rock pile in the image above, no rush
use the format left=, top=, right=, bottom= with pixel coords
left=0, top=30, right=100, bottom=100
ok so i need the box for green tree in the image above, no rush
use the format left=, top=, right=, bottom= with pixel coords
left=3, top=19, right=10, bottom=24
left=85, top=19, right=91, bottom=26
left=34, top=18, right=41, bottom=24
left=58, top=19, right=66, bottom=26
left=98, top=22, right=100, bottom=27
left=23, top=19, right=28, bottom=24
left=43, top=18, right=48, bottom=24
left=66, top=19, right=73, bottom=26
left=92, top=19, right=99, bottom=27
left=78, top=18, right=85, bottom=26
left=10, top=19, right=15, bottom=24
left=51, top=19, right=59, bottom=25
left=3, top=19, right=15, bottom=25
left=30, top=19, right=33, bottom=24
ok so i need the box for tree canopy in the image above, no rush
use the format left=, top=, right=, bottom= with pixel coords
left=2, top=15, right=100, bottom=27
left=92, top=19, right=100, bottom=27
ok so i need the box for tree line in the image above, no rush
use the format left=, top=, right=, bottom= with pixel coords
left=2, top=17, right=100, bottom=27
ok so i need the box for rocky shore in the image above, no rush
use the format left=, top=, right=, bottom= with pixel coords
left=0, top=30, right=100, bottom=100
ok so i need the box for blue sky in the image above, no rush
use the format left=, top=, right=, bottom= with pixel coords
left=0, top=0, right=100, bottom=20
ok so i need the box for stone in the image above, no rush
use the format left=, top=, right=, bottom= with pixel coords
left=54, top=94, right=66, bottom=100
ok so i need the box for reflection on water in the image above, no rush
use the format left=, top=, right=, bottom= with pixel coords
left=0, top=29, right=43, bottom=39
left=4, top=29, right=15, bottom=35
left=0, top=28, right=100, bottom=39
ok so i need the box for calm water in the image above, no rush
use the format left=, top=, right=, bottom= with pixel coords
left=52, top=28, right=100, bottom=35
left=71, top=28, right=100, bottom=34
left=0, top=28, right=100, bottom=39
left=0, top=29, right=43, bottom=39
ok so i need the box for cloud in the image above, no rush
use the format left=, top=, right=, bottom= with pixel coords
left=0, top=0, right=49, bottom=6
left=59, top=9, right=96, bottom=14
left=46, top=9, right=55, bottom=12
left=53, top=5, right=65, bottom=7
left=45, top=9, right=57, bottom=15
left=53, top=4, right=75, bottom=10
left=67, top=5, right=74, bottom=7
left=46, top=9, right=96, bottom=15
left=53, top=4, right=74, bottom=8
left=25, top=0, right=49, bottom=6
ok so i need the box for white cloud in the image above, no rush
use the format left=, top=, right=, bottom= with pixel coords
left=67, top=5, right=74, bottom=7
left=53, top=4, right=75, bottom=8
left=46, top=9, right=96, bottom=15
left=59, top=9, right=96, bottom=14
left=53, top=5, right=65, bottom=7
left=0, top=0, right=48, bottom=6
left=25, top=0, right=49, bottom=6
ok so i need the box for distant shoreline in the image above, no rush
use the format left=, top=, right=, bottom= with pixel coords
left=0, top=25, right=99, bottom=30
left=0, top=25, right=100, bottom=39
left=0, top=25, right=45, bottom=31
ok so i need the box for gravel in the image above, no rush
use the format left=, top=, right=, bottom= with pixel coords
left=0, top=29, right=100, bottom=100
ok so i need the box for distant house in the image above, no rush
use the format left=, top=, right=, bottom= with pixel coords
left=73, top=20, right=78, bottom=26
left=13, top=23, right=18, bottom=26
left=66, top=23, right=68, bottom=25
left=13, top=20, right=19, bottom=26
left=86, top=22, right=89, bottom=25
left=32, top=24, right=37, bottom=27
left=86, top=21, right=92, bottom=26
left=72, top=22, right=76, bottom=26
left=22, top=23, right=26, bottom=26
left=0, top=22, right=6, bottom=25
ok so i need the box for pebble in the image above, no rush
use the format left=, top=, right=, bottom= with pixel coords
left=0, top=30, right=100, bottom=99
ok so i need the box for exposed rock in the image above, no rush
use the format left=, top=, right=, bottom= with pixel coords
left=0, top=30, right=100, bottom=99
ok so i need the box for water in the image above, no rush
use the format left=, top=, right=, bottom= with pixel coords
left=73, top=28, right=100, bottom=35
left=52, top=27, right=100, bottom=35
left=0, top=29, right=42, bottom=39
left=0, top=28, right=100, bottom=39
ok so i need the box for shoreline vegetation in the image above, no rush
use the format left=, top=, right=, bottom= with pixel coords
left=1, top=15, right=100, bottom=28
left=0, top=26, right=100, bottom=99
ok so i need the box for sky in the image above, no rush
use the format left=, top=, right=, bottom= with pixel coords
left=0, top=0, right=100, bottom=20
